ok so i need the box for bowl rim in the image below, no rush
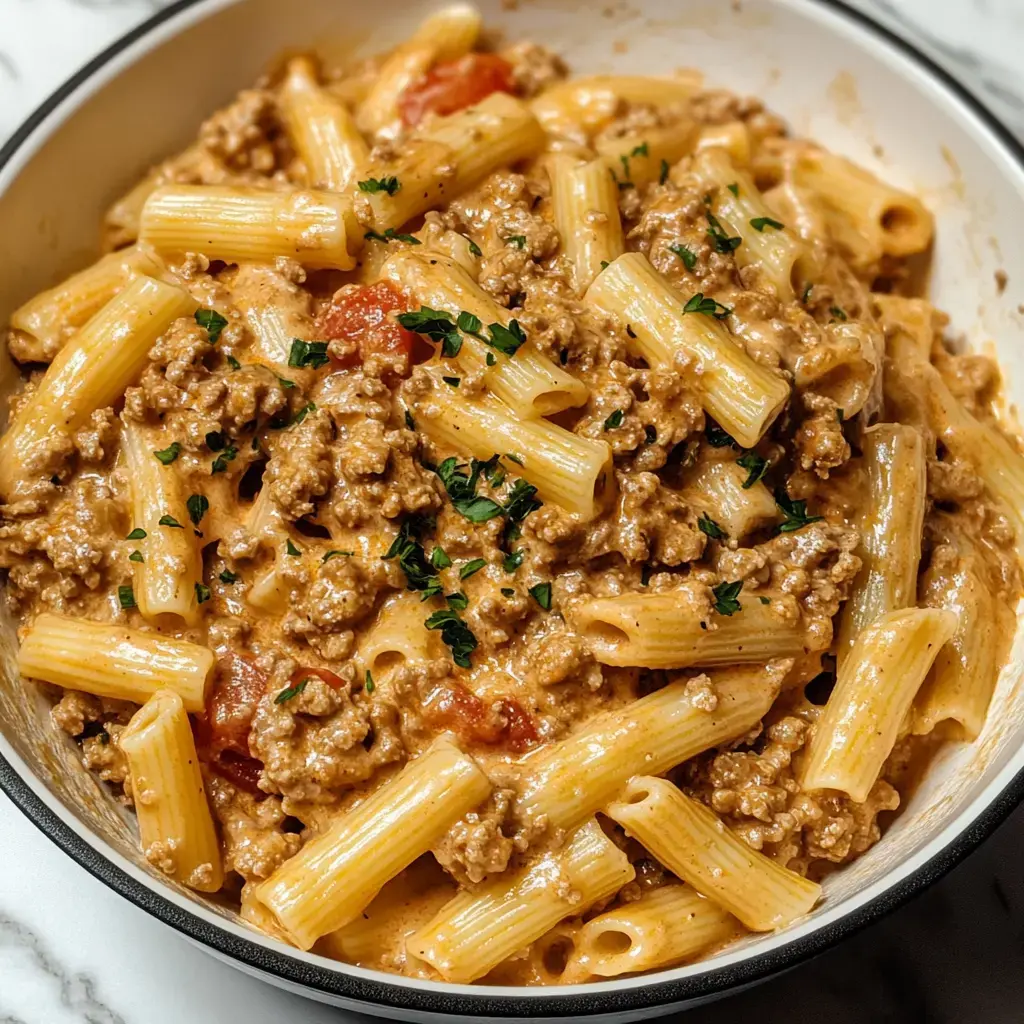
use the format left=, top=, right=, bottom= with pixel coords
left=3, top=0, right=1024, bottom=1016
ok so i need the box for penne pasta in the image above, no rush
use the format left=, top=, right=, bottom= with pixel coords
left=358, top=591, right=443, bottom=680
left=280, top=56, right=370, bottom=192
left=409, top=819, right=634, bottom=983
left=585, top=253, right=790, bottom=448
left=7, top=245, right=166, bottom=364
left=693, top=147, right=811, bottom=302
left=0, top=275, right=196, bottom=500
left=381, top=249, right=588, bottom=415
left=596, top=122, right=698, bottom=190
left=415, top=371, right=612, bottom=520
left=122, top=421, right=204, bottom=629
left=549, top=155, right=625, bottom=294
left=606, top=777, right=821, bottom=931
left=357, top=93, right=545, bottom=233
left=836, top=423, right=926, bottom=665
left=801, top=607, right=958, bottom=801
left=120, top=690, right=224, bottom=892
left=681, top=459, right=777, bottom=540
left=252, top=736, right=490, bottom=950
left=139, top=185, right=357, bottom=269
left=515, top=664, right=783, bottom=833
left=573, top=589, right=808, bottom=669
left=19, top=613, right=214, bottom=711
left=569, top=885, right=738, bottom=977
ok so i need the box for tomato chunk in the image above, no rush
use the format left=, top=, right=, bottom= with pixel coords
left=318, top=281, right=423, bottom=374
left=210, top=750, right=265, bottom=796
left=206, top=654, right=267, bottom=757
left=423, top=682, right=539, bottom=753
left=399, top=53, right=516, bottom=128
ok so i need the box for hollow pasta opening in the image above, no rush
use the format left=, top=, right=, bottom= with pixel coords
left=581, top=620, right=630, bottom=650
left=592, top=928, right=633, bottom=956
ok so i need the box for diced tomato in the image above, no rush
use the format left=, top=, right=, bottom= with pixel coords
left=210, top=750, right=265, bottom=796
left=399, top=53, right=516, bottom=128
left=206, top=654, right=267, bottom=758
left=423, top=682, right=539, bottom=753
left=290, top=666, right=346, bottom=691
left=317, top=281, right=426, bottom=375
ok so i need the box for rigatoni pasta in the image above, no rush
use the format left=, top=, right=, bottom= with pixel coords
left=3, top=4, right=1022, bottom=990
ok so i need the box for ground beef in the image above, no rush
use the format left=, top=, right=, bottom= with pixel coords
left=434, top=789, right=516, bottom=885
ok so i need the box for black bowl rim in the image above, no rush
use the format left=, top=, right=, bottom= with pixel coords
left=3, top=0, right=1024, bottom=1017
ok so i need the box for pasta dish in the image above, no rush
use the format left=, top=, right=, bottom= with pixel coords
left=3, top=3, right=1022, bottom=985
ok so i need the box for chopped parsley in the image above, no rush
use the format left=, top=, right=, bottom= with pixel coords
left=278, top=377, right=297, bottom=389
left=604, top=409, right=624, bottom=430
left=659, top=158, right=670, bottom=185
left=322, top=550, right=353, bottom=562
left=503, top=479, right=542, bottom=543
left=830, top=305, right=848, bottom=321
left=226, top=354, right=241, bottom=370
left=442, top=375, right=461, bottom=387
left=205, top=431, right=227, bottom=451
left=737, top=452, right=769, bottom=489
left=153, top=442, right=182, bottom=465
left=364, top=670, right=376, bottom=694
left=683, top=293, right=732, bottom=320
left=507, top=235, right=527, bottom=249
left=194, top=583, right=211, bottom=605
left=706, top=211, right=742, bottom=253
left=383, top=517, right=442, bottom=598
left=446, top=592, right=469, bottom=611
left=425, top=608, right=477, bottom=668
left=195, top=308, right=227, bottom=343
left=698, top=513, right=726, bottom=540
left=775, top=487, right=825, bottom=533
left=291, top=401, right=316, bottom=426
left=117, top=585, right=136, bottom=610
left=457, top=311, right=482, bottom=335
left=759, top=596, right=771, bottom=605
left=486, top=352, right=496, bottom=366
left=529, top=581, right=553, bottom=610
left=503, top=549, right=524, bottom=572
left=670, top=243, right=697, bottom=270
left=126, top=528, right=147, bottom=540
left=158, top=514, right=183, bottom=529
left=705, top=422, right=738, bottom=448
left=467, top=238, right=483, bottom=258
left=274, top=679, right=307, bottom=704
left=802, top=283, right=814, bottom=304
left=486, top=320, right=527, bottom=357
left=712, top=579, right=743, bottom=616
left=459, top=558, right=487, bottom=580
left=211, top=444, right=238, bottom=474
left=505, top=452, right=525, bottom=466
left=285, top=538, right=302, bottom=556
left=357, top=175, right=401, bottom=196
left=219, top=569, right=241, bottom=583
left=128, top=550, right=144, bottom=563
left=186, top=494, right=209, bottom=527
left=430, top=546, right=452, bottom=569
left=435, top=458, right=504, bottom=523
left=631, top=141, right=649, bottom=158
left=727, top=182, right=739, bottom=197
left=287, top=339, right=330, bottom=369
left=750, top=216, right=784, bottom=232
left=364, top=227, right=420, bottom=244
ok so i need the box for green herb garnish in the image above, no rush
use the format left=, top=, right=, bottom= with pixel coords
left=425, top=608, right=477, bottom=668
left=158, top=515, right=183, bottom=528
left=288, top=339, right=330, bottom=369
left=712, top=580, right=742, bottom=615
left=750, top=216, right=784, bottom=232
left=459, top=558, right=487, bottom=580
left=195, top=308, right=227, bottom=343
left=670, top=243, right=697, bottom=270
left=604, top=409, right=624, bottom=430
left=153, top=442, right=182, bottom=465
left=186, top=494, right=209, bottom=526
left=357, top=176, right=401, bottom=196
left=529, top=582, right=553, bottom=610
left=698, top=513, right=726, bottom=540
left=274, top=679, right=307, bottom=704
left=737, top=452, right=769, bottom=489
left=775, top=487, right=825, bottom=533
left=117, top=585, right=135, bottom=609
left=683, top=293, right=732, bottom=320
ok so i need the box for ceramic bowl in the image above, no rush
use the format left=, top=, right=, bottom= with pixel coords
left=2, top=1, right=1024, bottom=1019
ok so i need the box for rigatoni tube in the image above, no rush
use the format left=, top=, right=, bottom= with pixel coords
left=681, top=459, right=776, bottom=540
left=606, top=777, right=821, bottom=932
left=8, top=245, right=166, bottom=363
left=836, top=423, right=926, bottom=665
left=415, top=374, right=612, bottom=520
left=801, top=607, right=958, bottom=801
left=357, top=93, right=545, bottom=233
left=18, top=613, right=214, bottom=711
left=382, top=249, right=587, bottom=415
left=570, top=885, right=737, bottom=977
left=514, top=664, right=783, bottom=833
left=279, top=56, right=369, bottom=191
left=139, top=185, right=357, bottom=269
left=252, top=736, right=490, bottom=950
left=573, top=589, right=808, bottom=669
left=120, top=690, right=224, bottom=892
left=0, top=275, right=196, bottom=500
left=550, top=155, right=625, bottom=294
left=122, top=422, right=203, bottom=629
left=585, top=253, right=789, bottom=448
left=409, top=819, right=634, bottom=983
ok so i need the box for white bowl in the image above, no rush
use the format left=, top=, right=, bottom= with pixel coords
left=2, top=0, right=1024, bottom=1019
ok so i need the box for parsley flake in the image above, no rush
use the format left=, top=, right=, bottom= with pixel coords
left=425, top=608, right=477, bottom=668
left=195, top=308, right=227, bottom=343
left=507, top=235, right=527, bottom=249
left=128, top=550, right=144, bottom=563
left=117, top=585, right=136, bottom=609
left=529, top=582, right=553, bottom=610
left=501, top=587, right=516, bottom=597
left=830, top=305, right=848, bottom=321
left=431, top=546, right=452, bottom=569
left=706, top=422, right=738, bottom=448
left=405, top=409, right=416, bottom=430
left=365, top=670, right=376, bottom=694
left=186, top=493, right=209, bottom=526
left=750, top=215, right=784, bottom=232
left=226, top=354, right=241, bottom=370
left=503, top=550, right=524, bottom=572
left=683, top=293, right=732, bottom=320
left=219, top=569, right=241, bottom=583
left=670, top=243, right=697, bottom=270
left=442, top=375, right=461, bottom=387
left=737, top=452, right=769, bottom=489
left=712, top=580, right=743, bottom=616
left=364, top=228, right=420, bottom=244
left=194, top=582, right=211, bottom=604
left=698, top=513, right=726, bottom=540
left=485, top=320, right=527, bottom=357
left=604, top=409, right=624, bottom=430
left=153, top=442, right=182, bottom=465
left=126, top=528, right=147, bottom=540
left=357, top=176, right=401, bottom=196
left=288, top=339, right=330, bottom=369
left=205, top=431, right=227, bottom=451
left=275, top=679, right=307, bottom=704
left=383, top=517, right=443, bottom=598
left=706, top=211, right=742, bottom=253
left=659, top=158, right=670, bottom=185
left=211, top=445, right=238, bottom=474
left=467, top=238, right=483, bottom=258
left=322, top=550, right=353, bottom=562
left=446, top=592, right=469, bottom=611
left=158, top=515, right=183, bottom=529
left=285, top=538, right=302, bottom=556
left=775, top=487, right=825, bottom=533
left=727, top=182, right=739, bottom=197
left=459, top=558, right=487, bottom=580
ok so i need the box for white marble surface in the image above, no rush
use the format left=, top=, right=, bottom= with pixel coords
left=2, top=1, right=1024, bottom=1021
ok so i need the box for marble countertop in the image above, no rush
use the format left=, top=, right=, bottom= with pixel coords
left=2, top=1, right=1024, bottom=1021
